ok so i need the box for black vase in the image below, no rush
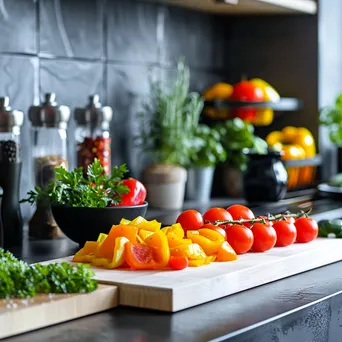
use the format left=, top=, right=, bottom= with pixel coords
left=243, top=151, right=288, bottom=203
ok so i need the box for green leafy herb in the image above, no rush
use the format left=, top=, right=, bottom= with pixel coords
left=21, top=159, right=130, bottom=208
left=215, top=118, right=268, bottom=172
left=0, top=249, right=98, bottom=299
left=137, top=58, right=204, bottom=166
left=188, top=124, right=227, bottom=167
left=320, top=93, right=342, bottom=147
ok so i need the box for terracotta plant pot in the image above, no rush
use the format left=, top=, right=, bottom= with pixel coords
left=143, top=164, right=187, bottom=210
left=222, top=167, right=243, bottom=198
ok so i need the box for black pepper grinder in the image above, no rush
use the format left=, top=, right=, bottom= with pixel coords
left=0, top=97, right=24, bottom=249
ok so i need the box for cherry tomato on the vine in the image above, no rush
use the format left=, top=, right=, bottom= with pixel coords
left=294, top=217, right=318, bottom=243
left=226, top=204, right=255, bottom=228
left=251, top=223, right=277, bottom=252
left=201, top=223, right=227, bottom=240
left=257, top=216, right=273, bottom=227
left=176, top=210, right=204, bottom=233
left=273, top=221, right=297, bottom=247
left=203, top=207, right=232, bottom=224
left=226, top=224, right=254, bottom=254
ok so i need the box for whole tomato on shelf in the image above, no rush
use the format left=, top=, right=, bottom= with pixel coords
left=115, top=178, right=147, bottom=206
left=294, top=217, right=318, bottom=243
left=273, top=220, right=297, bottom=247
left=230, top=81, right=265, bottom=122
left=176, top=210, right=204, bottom=233
left=226, top=224, right=254, bottom=254
left=251, top=223, right=277, bottom=252
left=226, top=204, right=255, bottom=228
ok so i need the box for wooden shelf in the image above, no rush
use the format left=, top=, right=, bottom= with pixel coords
left=156, top=0, right=317, bottom=15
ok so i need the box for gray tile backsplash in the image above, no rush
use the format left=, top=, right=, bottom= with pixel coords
left=0, top=0, right=225, bottom=219
left=0, top=0, right=36, bottom=53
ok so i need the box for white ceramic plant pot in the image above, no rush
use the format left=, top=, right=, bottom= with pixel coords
left=143, top=164, right=187, bottom=210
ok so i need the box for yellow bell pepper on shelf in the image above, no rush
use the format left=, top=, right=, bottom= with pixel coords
left=202, top=82, right=233, bottom=120
left=249, top=78, right=280, bottom=127
left=266, top=126, right=317, bottom=189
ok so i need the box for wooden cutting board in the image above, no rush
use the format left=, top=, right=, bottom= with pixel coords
left=43, top=238, right=342, bottom=313
left=0, top=284, right=118, bottom=340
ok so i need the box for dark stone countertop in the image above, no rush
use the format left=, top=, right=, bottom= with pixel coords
left=4, top=195, right=342, bottom=342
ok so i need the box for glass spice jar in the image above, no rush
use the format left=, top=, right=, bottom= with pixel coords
left=74, top=95, right=113, bottom=176
left=28, top=93, right=70, bottom=239
left=0, top=97, right=24, bottom=248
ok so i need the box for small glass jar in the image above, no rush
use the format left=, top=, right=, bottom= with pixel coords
left=29, top=93, right=70, bottom=188
left=74, top=95, right=113, bottom=176
left=28, top=93, right=70, bottom=239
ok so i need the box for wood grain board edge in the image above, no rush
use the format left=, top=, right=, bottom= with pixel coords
left=171, top=244, right=342, bottom=312
left=0, top=285, right=118, bottom=340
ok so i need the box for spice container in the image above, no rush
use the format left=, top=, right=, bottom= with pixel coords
left=28, top=93, right=70, bottom=239
left=74, top=95, right=113, bottom=176
left=0, top=97, right=24, bottom=248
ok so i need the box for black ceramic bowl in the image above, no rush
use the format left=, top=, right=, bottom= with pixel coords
left=51, top=202, right=148, bottom=245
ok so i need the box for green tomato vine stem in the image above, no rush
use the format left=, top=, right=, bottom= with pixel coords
left=209, top=209, right=312, bottom=227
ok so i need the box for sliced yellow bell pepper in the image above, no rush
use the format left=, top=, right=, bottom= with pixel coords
left=161, top=223, right=184, bottom=239
left=137, top=219, right=161, bottom=232
left=216, top=241, right=237, bottom=262
left=198, top=228, right=225, bottom=242
left=103, top=237, right=129, bottom=269
left=120, top=218, right=131, bottom=225
left=170, top=243, right=207, bottom=260
left=139, top=229, right=154, bottom=241
left=188, top=234, right=223, bottom=256
left=97, top=233, right=108, bottom=243
left=167, top=232, right=192, bottom=248
left=188, top=256, right=214, bottom=267
left=72, top=241, right=99, bottom=263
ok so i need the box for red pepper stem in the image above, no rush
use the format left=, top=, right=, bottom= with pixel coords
left=210, top=209, right=311, bottom=227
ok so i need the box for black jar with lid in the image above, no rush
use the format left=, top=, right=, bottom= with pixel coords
left=243, top=150, right=288, bottom=203
left=0, top=97, right=24, bottom=248
left=28, top=93, right=70, bottom=239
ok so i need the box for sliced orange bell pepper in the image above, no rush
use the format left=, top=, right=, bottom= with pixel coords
left=103, top=237, right=129, bottom=269
left=216, top=241, right=237, bottom=262
left=167, top=232, right=192, bottom=248
left=170, top=243, right=207, bottom=260
left=188, top=234, right=223, bottom=256
left=144, top=230, right=170, bottom=267
left=198, top=228, right=225, bottom=242
left=94, top=224, right=138, bottom=260
left=124, top=242, right=160, bottom=270
left=72, top=241, right=98, bottom=263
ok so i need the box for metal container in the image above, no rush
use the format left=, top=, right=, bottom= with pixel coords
left=74, top=95, right=113, bottom=176
left=185, top=167, right=215, bottom=202
left=0, top=97, right=24, bottom=248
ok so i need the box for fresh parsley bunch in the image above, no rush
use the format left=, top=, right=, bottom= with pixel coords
left=22, top=159, right=130, bottom=208
left=0, top=249, right=98, bottom=299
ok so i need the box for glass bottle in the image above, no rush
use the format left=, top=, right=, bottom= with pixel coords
left=0, top=97, right=24, bottom=248
left=74, top=95, right=113, bottom=176
left=28, top=93, right=70, bottom=239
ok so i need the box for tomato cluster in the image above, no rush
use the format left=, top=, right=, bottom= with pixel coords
left=176, top=204, right=318, bottom=255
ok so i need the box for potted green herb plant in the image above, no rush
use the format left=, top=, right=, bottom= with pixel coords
left=216, top=118, right=268, bottom=197
left=185, top=124, right=227, bottom=202
left=137, top=59, right=203, bottom=209
left=320, top=93, right=342, bottom=172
